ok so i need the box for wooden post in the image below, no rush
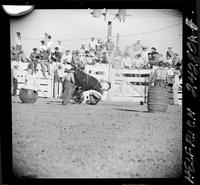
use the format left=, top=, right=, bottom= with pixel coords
left=107, top=21, right=112, bottom=41
left=107, top=21, right=112, bottom=101
left=116, top=33, right=119, bottom=51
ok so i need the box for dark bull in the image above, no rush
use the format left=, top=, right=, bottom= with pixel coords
left=61, top=69, right=103, bottom=105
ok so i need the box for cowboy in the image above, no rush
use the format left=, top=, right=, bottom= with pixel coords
left=61, top=68, right=75, bottom=105
left=29, top=48, right=40, bottom=74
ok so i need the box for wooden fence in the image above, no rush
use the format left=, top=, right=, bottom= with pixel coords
left=11, top=61, right=182, bottom=105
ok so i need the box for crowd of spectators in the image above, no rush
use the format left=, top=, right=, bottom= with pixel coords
left=11, top=32, right=182, bottom=79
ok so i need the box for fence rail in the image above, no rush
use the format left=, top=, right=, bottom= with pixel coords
left=12, top=61, right=182, bottom=104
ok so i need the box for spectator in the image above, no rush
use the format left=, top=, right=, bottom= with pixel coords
left=166, top=46, right=174, bottom=65
left=56, top=40, right=63, bottom=54
left=11, top=64, right=19, bottom=96
left=131, top=39, right=143, bottom=56
left=61, top=50, right=72, bottom=65
left=11, top=46, right=20, bottom=61
left=122, top=53, right=132, bottom=69
left=29, top=48, right=40, bottom=74
left=101, top=51, right=108, bottom=64
left=51, top=47, right=62, bottom=63
left=46, top=35, right=53, bottom=52
left=96, top=44, right=103, bottom=63
left=71, top=50, right=85, bottom=69
left=88, top=37, right=97, bottom=53
left=80, top=43, right=86, bottom=55
left=134, top=54, right=143, bottom=69
left=173, top=70, right=181, bottom=105
left=20, top=51, right=30, bottom=63
left=141, top=46, right=149, bottom=68
left=105, top=37, right=115, bottom=55
left=39, top=40, right=47, bottom=52
left=15, top=32, right=23, bottom=52
left=39, top=50, right=51, bottom=78
left=150, top=61, right=169, bottom=87
left=148, top=47, right=160, bottom=67
left=44, top=33, right=49, bottom=43
left=172, top=53, right=182, bottom=70
left=84, top=51, right=95, bottom=65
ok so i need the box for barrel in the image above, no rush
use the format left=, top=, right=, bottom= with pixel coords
left=147, top=86, right=169, bottom=112
left=19, top=88, right=38, bottom=103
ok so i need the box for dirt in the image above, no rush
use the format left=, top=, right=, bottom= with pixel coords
left=12, top=96, right=182, bottom=178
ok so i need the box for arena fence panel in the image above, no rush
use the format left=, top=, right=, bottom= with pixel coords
left=110, top=68, right=153, bottom=102
left=12, top=61, right=54, bottom=98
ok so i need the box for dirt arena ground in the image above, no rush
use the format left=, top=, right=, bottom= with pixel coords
left=12, top=96, right=182, bottom=178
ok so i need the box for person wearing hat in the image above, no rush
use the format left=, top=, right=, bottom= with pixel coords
left=166, top=46, right=174, bottom=64
left=51, top=47, right=62, bottom=63
left=172, top=53, right=182, bottom=69
left=150, top=60, right=169, bottom=87
left=148, top=47, right=160, bottom=68
left=46, top=35, right=53, bottom=52
left=29, top=48, right=40, bottom=74
left=15, top=32, right=23, bottom=59
left=55, top=40, right=63, bottom=54
left=39, top=49, right=51, bottom=78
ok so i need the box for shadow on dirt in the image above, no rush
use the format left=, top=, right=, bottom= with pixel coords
left=112, top=108, right=149, bottom=113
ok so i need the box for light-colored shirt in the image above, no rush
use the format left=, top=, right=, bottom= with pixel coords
left=61, top=53, right=72, bottom=64
left=40, top=44, right=47, bottom=51
left=89, top=40, right=97, bottom=50
left=122, top=56, right=132, bottom=68
left=15, top=36, right=22, bottom=46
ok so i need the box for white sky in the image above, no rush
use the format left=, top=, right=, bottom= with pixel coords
left=10, top=9, right=182, bottom=58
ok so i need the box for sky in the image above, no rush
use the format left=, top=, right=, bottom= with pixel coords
left=10, top=9, right=182, bottom=58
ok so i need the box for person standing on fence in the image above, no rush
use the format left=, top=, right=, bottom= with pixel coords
left=46, top=35, right=53, bottom=52
left=29, top=48, right=40, bottom=74
left=39, top=50, right=51, bottom=78
left=15, top=32, right=23, bottom=61
left=105, top=36, right=115, bottom=56
left=51, top=47, right=62, bottom=63
left=166, top=46, right=174, bottom=65
left=11, top=65, right=19, bottom=96
left=15, top=32, right=23, bottom=53
left=150, top=60, right=169, bottom=87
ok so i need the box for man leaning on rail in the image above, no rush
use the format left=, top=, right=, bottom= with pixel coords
left=149, top=60, right=170, bottom=87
